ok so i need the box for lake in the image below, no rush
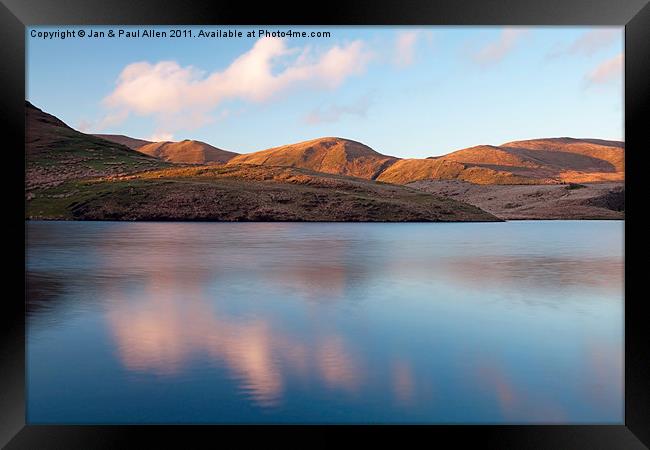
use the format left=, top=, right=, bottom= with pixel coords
left=26, top=221, right=624, bottom=424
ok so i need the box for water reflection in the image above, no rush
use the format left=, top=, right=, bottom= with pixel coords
left=392, top=360, right=416, bottom=406
left=441, top=255, right=622, bottom=292
left=26, top=221, right=623, bottom=423
left=104, top=272, right=362, bottom=407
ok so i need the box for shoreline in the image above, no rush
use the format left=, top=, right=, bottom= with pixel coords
left=25, top=217, right=623, bottom=223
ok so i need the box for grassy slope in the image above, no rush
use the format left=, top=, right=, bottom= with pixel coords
left=26, top=101, right=168, bottom=190
left=376, top=158, right=543, bottom=185
left=27, top=165, right=500, bottom=222
left=408, top=179, right=624, bottom=220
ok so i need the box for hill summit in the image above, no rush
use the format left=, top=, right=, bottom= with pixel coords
left=136, top=140, right=239, bottom=164
left=228, top=137, right=398, bottom=180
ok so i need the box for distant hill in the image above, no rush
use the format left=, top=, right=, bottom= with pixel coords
left=228, top=136, right=623, bottom=185
left=137, top=140, right=239, bottom=164
left=500, top=137, right=624, bottom=174
left=376, top=157, right=539, bottom=185
left=379, top=138, right=624, bottom=185
left=93, top=134, right=152, bottom=150
left=228, top=137, right=398, bottom=180
left=26, top=101, right=166, bottom=189
left=93, top=134, right=238, bottom=164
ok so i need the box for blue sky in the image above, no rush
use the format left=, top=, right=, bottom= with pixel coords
left=27, top=26, right=623, bottom=158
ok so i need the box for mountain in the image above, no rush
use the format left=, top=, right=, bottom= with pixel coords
left=25, top=101, right=623, bottom=221
left=93, top=134, right=152, bottom=150
left=25, top=103, right=497, bottom=222
left=26, top=101, right=166, bottom=189
left=136, top=140, right=239, bottom=164
left=228, top=137, right=398, bottom=180
left=378, top=138, right=624, bottom=185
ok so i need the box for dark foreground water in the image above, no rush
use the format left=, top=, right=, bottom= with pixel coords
left=26, top=221, right=623, bottom=424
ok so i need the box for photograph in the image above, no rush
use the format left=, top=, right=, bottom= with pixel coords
left=1, top=0, right=649, bottom=447
left=24, top=25, right=625, bottom=424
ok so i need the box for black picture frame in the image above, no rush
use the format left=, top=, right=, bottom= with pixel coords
left=2, top=0, right=648, bottom=448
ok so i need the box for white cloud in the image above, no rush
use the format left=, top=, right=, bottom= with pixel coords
left=303, top=96, right=372, bottom=125
left=548, top=29, right=620, bottom=58
left=392, top=30, right=434, bottom=67
left=77, top=119, right=93, bottom=133
left=585, top=52, right=623, bottom=86
left=148, top=132, right=174, bottom=142
left=77, top=110, right=129, bottom=134
left=395, top=32, right=419, bottom=66
left=472, top=29, right=529, bottom=66
left=98, top=37, right=372, bottom=133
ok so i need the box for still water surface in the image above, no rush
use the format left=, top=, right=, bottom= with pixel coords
left=26, top=221, right=623, bottom=423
